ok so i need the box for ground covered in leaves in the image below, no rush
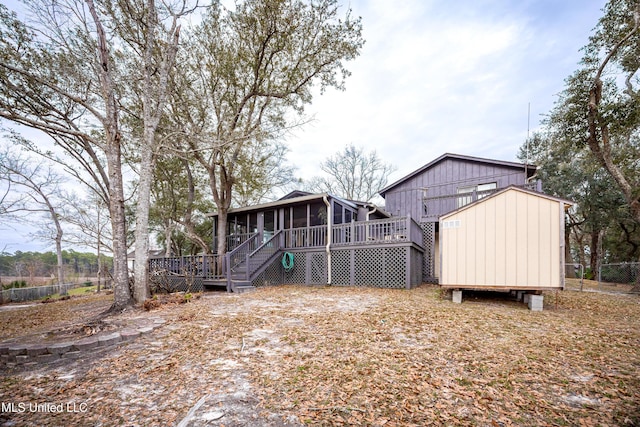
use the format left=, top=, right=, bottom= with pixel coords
left=1, top=285, right=639, bottom=426
left=0, top=293, right=112, bottom=341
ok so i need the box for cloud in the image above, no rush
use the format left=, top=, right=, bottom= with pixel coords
left=287, top=0, right=607, bottom=184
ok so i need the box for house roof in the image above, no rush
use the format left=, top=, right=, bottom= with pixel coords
left=379, top=153, right=538, bottom=197
left=207, top=191, right=390, bottom=218
left=439, top=185, right=573, bottom=220
left=278, top=190, right=313, bottom=200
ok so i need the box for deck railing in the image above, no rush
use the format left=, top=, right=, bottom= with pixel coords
left=148, top=254, right=225, bottom=280
left=149, top=217, right=424, bottom=283
left=213, top=233, right=255, bottom=254
left=284, top=225, right=327, bottom=248
left=422, top=182, right=541, bottom=219
left=226, top=233, right=260, bottom=273
left=332, top=216, right=422, bottom=248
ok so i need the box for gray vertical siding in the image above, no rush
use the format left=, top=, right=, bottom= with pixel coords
left=384, top=157, right=530, bottom=221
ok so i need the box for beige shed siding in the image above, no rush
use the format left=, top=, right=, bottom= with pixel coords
left=440, top=189, right=563, bottom=289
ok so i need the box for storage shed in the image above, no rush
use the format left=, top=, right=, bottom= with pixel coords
left=439, top=186, right=572, bottom=292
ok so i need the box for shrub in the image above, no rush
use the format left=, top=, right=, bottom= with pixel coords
left=3, top=280, right=27, bottom=290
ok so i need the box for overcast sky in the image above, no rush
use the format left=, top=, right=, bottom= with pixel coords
left=288, top=0, right=606, bottom=182
left=0, top=0, right=607, bottom=253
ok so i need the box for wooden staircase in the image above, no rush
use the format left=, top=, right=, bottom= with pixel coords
left=200, top=231, right=286, bottom=293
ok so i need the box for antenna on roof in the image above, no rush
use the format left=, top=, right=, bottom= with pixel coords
left=525, top=102, right=530, bottom=184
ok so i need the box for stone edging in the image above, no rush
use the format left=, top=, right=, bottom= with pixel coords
left=0, top=318, right=166, bottom=369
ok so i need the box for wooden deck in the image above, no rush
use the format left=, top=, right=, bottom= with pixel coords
left=149, top=216, right=424, bottom=291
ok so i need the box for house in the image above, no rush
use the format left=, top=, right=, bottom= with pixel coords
left=379, top=153, right=540, bottom=283
left=149, top=191, right=425, bottom=292
left=149, top=153, right=562, bottom=298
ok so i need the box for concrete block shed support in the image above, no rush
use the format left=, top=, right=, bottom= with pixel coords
left=516, top=291, right=525, bottom=302
left=523, top=294, right=531, bottom=305
left=528, top=294, right=544, bottom=311
left=452, top=290, right=462, bottom=304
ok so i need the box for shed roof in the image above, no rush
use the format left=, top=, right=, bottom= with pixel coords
left=440, top=185, right=573, bottom=220
left=379, top=153, right=538, bottom=197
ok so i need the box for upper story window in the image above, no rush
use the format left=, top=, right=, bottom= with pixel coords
left=422, top=188, right=429, bottom=215
left=457, top=182, right=497, bottom=208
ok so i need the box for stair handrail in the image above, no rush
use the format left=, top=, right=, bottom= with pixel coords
left=226, top=232, right=259, bottom=271
left=246, top=230, right=284, bottom=280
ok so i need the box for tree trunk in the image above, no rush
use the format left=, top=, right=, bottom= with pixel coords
left=107, top=143, right=132, bottom=310
left=573, top=228, right=587, bottom=267
left=590, top=230, right=600, bottom=276
left=586, top=7, right=640, bottom=226
left=133, top=134, right=154, bottom=304
left=565, top=225, right=575, bottom=278
left=86, top=0, right=132, bottom=310
left=216, top=207, right=228, bottom=275
left=164, top=220, right=174, bottom=258
left=180, top=158, right=209, bottom=254
left=133, top=0, right=181, bottom=304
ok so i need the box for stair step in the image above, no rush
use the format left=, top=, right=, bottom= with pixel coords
left=203, top=279, right=227, bottom=288
left=233, top=285, right=256, bottom=294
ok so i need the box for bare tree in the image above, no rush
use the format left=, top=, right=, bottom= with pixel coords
left=307, top=144, right=396, bottom=201
left=121, top=0, right=193, bottom=304
left=0, top=144, right=66, bottom=284
left=0, top=1, right=195, bottom=308
left=0, top=1, right=131, bottom=308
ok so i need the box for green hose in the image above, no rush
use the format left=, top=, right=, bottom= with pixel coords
left=282, top=252, right=294, bottom=272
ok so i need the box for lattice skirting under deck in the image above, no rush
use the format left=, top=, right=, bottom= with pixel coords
left=421, top=222, right=437, bottom=283
left=253, top=245, right=422, bottom=289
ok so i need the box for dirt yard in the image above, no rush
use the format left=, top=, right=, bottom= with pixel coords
left=1, top=285, right=639, bottom=426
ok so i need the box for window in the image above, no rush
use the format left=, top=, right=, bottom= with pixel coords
left=345, top=209, right=353, bottom=223
left=309, top=202, right=327, bottom=226
left=293, top=205, right=307, bottom=228
left=422, top=188, right=429, bottom=215
left=477, top=182, right=497, bottom=199
left=457, top=182, right=497, bottom=208
left=333, top=202, right=343, bottom=225
left=284, top=208, right=291, bottom=229
left=249, top=213, right=258, bottom=233
left=264, top=210, right=275, bottom=239
left=232, top=215, right=248, bottom=234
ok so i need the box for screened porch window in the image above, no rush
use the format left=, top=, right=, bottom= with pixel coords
left=333, top=202, right=343, bottom=225
left=264, top=210, right=275, bottom=241
left=292, top=205, right=307, bottom=228
left=310, top=202, right=327, bottom=226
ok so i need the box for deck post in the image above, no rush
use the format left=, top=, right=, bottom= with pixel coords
left=350, top=219, right=355, bottom=245
left=406, top=215, right=412, bottom=289
left=245, top=253, right=250, bottom=281
left=225, top=253, right=231, bottom=292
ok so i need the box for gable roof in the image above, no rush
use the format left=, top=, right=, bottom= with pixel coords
left=207, top=191, right=390, bottom=218
left=279, top=190, right=313, bottom=200
left=379, top=153, right=537, bottom=197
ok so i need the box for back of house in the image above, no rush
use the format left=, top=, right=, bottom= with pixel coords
left=379, top=153, right=539, bottom=282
